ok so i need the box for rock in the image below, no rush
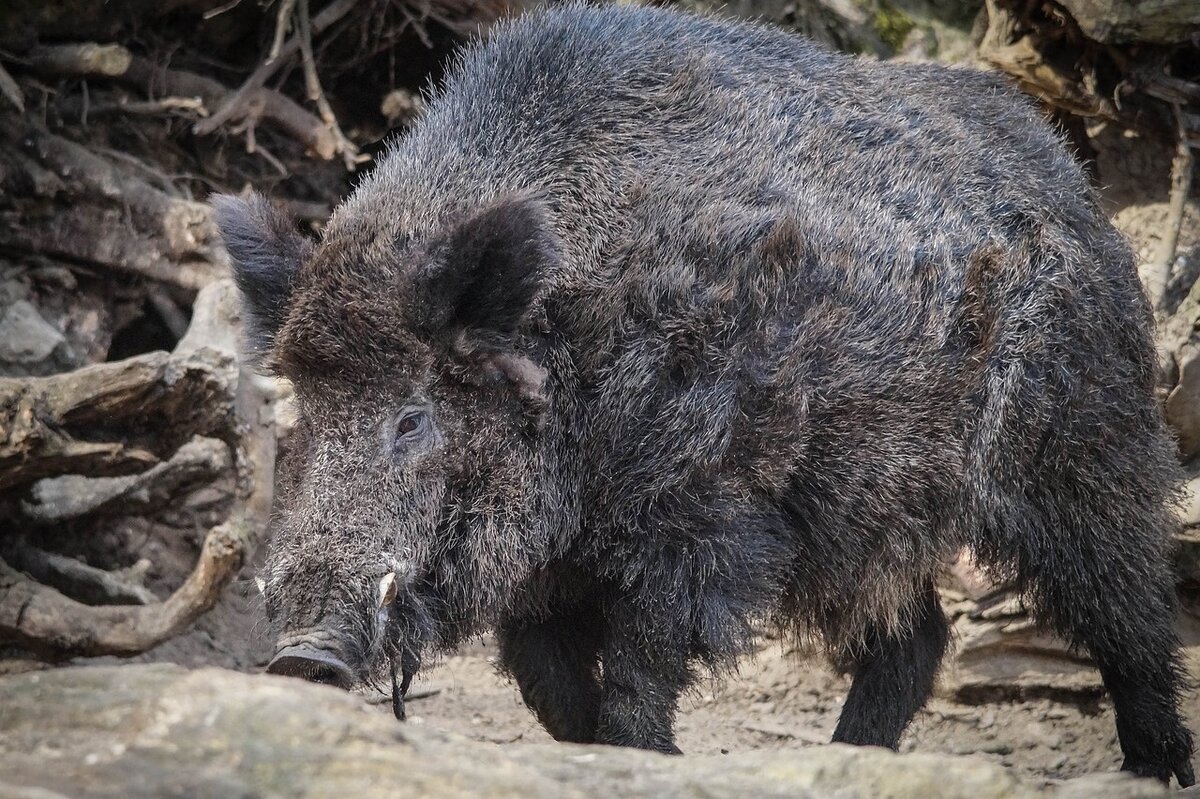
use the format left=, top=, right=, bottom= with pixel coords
left=0, top=664, right=1166, bottom=798
left=1055, top=0, right=1200, bottom=44
left=0, top=299, right=66, bottom=366
left=939, top=595, right=1105, bottom=702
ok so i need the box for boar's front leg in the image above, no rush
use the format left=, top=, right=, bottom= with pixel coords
left=498, top=605, right=605, bottom=743
left=594, top=594, right=689, bottom=754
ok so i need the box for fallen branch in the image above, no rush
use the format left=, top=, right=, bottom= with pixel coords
left=191, top=0, right=358, bottom=143
left=26, top=42, right=342, bottom=161
left=1150, top=105, right=1195, bottom=308
left=5, top=547, right=158, bottom=606
left=22, top=436, right=233, bottom=522
left=296, top=0, right=365, bottom=170
left=0, top=117, right=227, bottom=290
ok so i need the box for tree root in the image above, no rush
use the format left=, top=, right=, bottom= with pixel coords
left=22, top=437, right=233, bottom=522
left=0, top=280, right=277, bottom=660
left=0, top=522, right=246, bottom=658
left=1149, top=105, right=1195, bottom=307
left=4, top=548, right=157, bottom=606
left=978, top=0, right=1200, bottom=143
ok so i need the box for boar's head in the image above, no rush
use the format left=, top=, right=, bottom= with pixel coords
left=213, top=192, right=560, bottom=706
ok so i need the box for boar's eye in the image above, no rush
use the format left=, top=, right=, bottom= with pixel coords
left=389, top=406, right=432, bottom=458
left=397, top=413, right=423, bottom=436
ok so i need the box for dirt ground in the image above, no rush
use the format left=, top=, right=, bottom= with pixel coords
left=49, top=114, right=1199, bottom=792
left=377, top=634, right=1200, bottom=787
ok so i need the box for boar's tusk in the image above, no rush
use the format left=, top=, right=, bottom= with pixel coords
left=377, top=571, right=398, bottom=608
left=254, top=576, right=266, bottom=595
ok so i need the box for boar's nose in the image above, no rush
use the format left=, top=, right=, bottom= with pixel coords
left=266, top=643, right=355, bottom=689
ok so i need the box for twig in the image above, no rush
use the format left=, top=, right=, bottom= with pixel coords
left=192, top=0, right=358, bottom=137
left=0, top=61, right=25, bottom=112
left=27, top=43, right=341, bottom=161
left=1151, top=105, right=1195, bottom=308
left=296, top=0, right=365, bottom=170
left=82, top=96, right=208, bottom=117
left=203, top=0, right=245, bottom=18
left=268, top=0, right=299, bottom=63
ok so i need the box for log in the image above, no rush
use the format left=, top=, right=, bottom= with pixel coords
left=0, top=115, right=228, bottom=291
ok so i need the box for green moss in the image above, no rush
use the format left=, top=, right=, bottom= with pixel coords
left=874, top=2, right=917, bottom=52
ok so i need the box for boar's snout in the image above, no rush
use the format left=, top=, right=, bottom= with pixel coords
left=267, top=642, right=355, bottom=689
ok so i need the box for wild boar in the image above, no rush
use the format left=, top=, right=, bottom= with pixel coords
left=213, top=1, right=1194, bottom=783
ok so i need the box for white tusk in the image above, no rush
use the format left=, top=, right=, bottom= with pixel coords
left=254, top=576, right=267, bottom=595
left=377, top=571, right=398, bottom=608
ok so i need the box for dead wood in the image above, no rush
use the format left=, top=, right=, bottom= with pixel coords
left=0, top=521, right=245, bottom=657
left=0, top=280, right=276, bottom=659
left=5, top=547, right=157, bottom=606
left=1055, top=0, right=1200, bottom=45
left=190, top=0, right=359, bottom=148
left=0, top=116, right=227, bottom=291
left=0, top=62, right=23, bottom=112
left=22, top=436, right=232, bottom=522
left=25, top=42, right=342, bottom=162
left=978, top=0, right=1200, bottom=143
left=1149, top=106, right=1196, bottom=306
left=0, top=349, right=232, bottom=491
left=295, top=0, right=366, bottom=170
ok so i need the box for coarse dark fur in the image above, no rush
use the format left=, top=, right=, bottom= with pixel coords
left=213, top=2, right=1195, bottom=783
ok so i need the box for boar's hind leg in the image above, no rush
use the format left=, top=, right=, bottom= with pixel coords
left=831, top=580, right=949, bottom=749
left=498, top=606, right=604, bottom=743
left=1013, top=518, right=1195, bottom=786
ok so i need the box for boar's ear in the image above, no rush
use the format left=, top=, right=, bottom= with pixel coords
left=425, top=194, right=559, bottom=336
left=211, top=192, right=311, bottom=357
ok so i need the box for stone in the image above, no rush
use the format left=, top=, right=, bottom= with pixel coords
left=0, top=664, right=1167, bottom=798
left=0, top=299, right=65, bottom=365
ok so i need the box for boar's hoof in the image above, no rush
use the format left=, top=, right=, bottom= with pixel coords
left=267, top=644, right=355, bottom=689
